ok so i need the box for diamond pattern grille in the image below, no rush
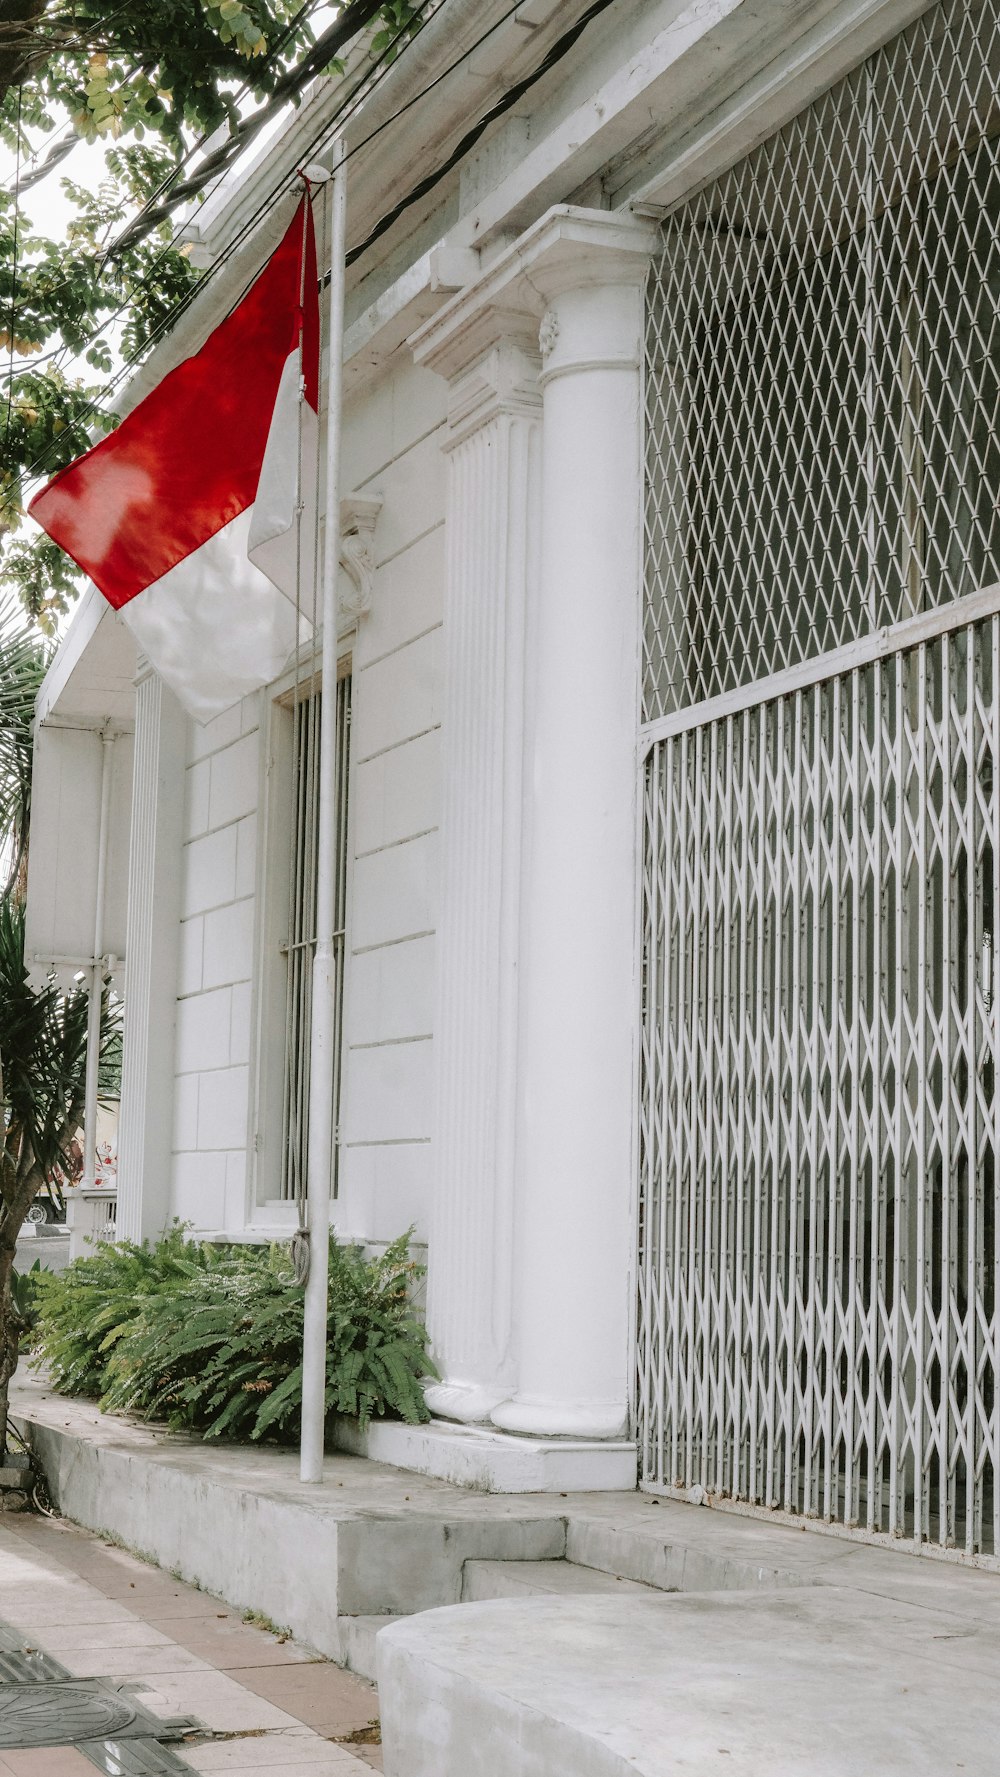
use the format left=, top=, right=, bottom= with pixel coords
left=643, top=0, right=1000, bottom=721
left=638, top=603, right=1000, bottom=1553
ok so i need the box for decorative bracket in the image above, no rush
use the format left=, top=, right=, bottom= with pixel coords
left=538, top=309, right=560, bottom=358
left=339, top=494, right=382, bottom=620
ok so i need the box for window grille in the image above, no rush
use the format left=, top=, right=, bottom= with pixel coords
left=643, top=0, right=1000, bottom=723
left=280, top=676, right=351, bottom=1203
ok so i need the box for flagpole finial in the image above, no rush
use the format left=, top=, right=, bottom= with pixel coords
left=301, top=162, right=332, bottom=184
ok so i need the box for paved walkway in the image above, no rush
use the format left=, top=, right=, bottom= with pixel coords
left=0, top=1509, right=382, bottom=1775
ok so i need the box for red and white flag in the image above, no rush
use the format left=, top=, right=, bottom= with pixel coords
left=30, top=193, right=319, bottom=722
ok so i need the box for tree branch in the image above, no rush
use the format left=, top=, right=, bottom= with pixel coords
left=111, top=0, right=389, bottom=256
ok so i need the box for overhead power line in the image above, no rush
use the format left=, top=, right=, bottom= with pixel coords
left=15, top=0, right=618, bottom=489
left=8, top=0, right=320, bottom=198
left=347, top=0, right=621, bottom=265
left=10, top=0, right=441, bottom=480
left=112, top=0, right=394, bottom=255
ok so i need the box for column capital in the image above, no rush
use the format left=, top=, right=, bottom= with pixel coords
left=410, top=206, right=659, bottom=385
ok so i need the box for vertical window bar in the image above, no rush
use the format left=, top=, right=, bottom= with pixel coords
left=280, top=673, right=352, bottom=1203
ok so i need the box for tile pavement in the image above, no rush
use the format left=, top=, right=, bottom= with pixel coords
left=0, top=1514, right=383, bottom=1776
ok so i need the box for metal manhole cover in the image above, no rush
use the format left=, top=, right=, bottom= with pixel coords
left=0, top=1682, right=139, bottom=1748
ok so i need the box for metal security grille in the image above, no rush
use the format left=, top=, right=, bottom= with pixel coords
left=638, top=0, right=1000, bottom=1558
left=643, top=0, right=1000, bottom=723
left=639, top=595, right=1000, bottom=1553
left=280, top=676, right=351, bottom=1203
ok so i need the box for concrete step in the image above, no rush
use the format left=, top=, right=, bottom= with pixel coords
left=337, top=1613, right=407, bottom=1682
left=562, top=1504, right=820, bottom=1594
left=462, top=1559, right=661, bottom=1603
left=379, top=1587, right=994, bottom=1777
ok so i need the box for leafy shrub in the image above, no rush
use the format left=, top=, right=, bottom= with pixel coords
left=30, top=1224, right=206, bottom=1400
left=32, top=1227, right=435, bottom=1442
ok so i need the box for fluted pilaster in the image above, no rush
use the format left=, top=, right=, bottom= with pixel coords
left=416, top=330, right=541, bottom=1421
left=116, top=663, right=186, bottom=1242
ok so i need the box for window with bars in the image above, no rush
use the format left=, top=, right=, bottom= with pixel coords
left=278, top=675, right=352, bottom=1205
left=643, top=0, right=1000, bottom=722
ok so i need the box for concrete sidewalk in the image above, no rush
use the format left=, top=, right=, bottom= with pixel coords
left=0, top=1510, right=382, bottom=1776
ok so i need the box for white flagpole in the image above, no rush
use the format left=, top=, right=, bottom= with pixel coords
left=300, top=137, right=347, bottom=1485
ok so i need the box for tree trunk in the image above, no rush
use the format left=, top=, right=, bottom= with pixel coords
left=0, top=1232, right=21, bottom=1458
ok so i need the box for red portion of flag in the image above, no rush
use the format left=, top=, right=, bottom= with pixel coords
left=29, top=194, right=319, bottom=611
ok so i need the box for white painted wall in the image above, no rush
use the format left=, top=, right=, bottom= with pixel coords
left=170, top=695, right=260, bottom=1231
left=165, top=353, right=447, bottom=1248
left=336, top=357, right=448, bottom=1248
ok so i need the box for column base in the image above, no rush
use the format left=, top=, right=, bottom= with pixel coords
left=491, top=1396, right=628, bottom=1440
left=423, top=1378, right=510, bottom=1424
left=332, top=1416, right=637, bottom=1493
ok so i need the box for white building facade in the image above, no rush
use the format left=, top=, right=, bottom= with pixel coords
left=27, top=0, right=1000, bottom=1553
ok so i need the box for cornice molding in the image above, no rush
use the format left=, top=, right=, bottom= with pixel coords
left=409, top=206, right=659, bottom=383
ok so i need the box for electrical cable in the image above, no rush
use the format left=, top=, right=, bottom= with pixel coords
left=346, top=0, right=621, bottom=265
left=94, top=0, right=324, bottom=234
left=112, top=0, right=396, bottom=252
left=6, top=0, right=324, bottom=336
left=4, top=0, right=429, bottom=399
left=9, top=0, right=441, bottom=476
left=5, top=1, right=157, bottom=194
left=15, top=0, right=611, bottom=486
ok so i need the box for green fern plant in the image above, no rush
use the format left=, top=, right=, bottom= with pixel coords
left=30, top=1224, right=211, bottom=1399
left=33, top=1227, right=435, bottom=1442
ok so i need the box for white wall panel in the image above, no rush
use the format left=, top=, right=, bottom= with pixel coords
left=350, top=832, right=438, bottom=952
left=202, top=897, right=254, bottom=990
left=182, top=825, right=238, bottom=918
left=197, top=1064, right=250, bottom=1151
left=235, top=814, right=257, bottom=897
left=353, top=728, right=441, bottom=857
left=208, top=731, right=259, bottom=828
left=342, top=357, right=446, bottom=490
left=357, top=428, right=447, bottom=567
left=178, top=916, right=204, bottom=997
left=342, top=1038, right=433, bottom=1146
left=175, top=984, right=233, bottom=1075
left=186, top=702, right=242, bottom=763
left=345, top=934, right=435, bottom=1047
left=337, top=1140, right=432, bottom=1245
left=229, top=981, right=252, bottom=1065
left=353, top=526, right=444, bottom=671
left=172, top=1073, right=199, bottom=1153
left=172, top=1151, right=227, bottom=1226
left=25, top=724, right=133, bottom=979
left=184, top=759, right=210, bottom=841
left=351, top=629, right=442, bottom=763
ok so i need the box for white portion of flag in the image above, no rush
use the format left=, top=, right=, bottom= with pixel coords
left=248, top=350, right=319, bottom=609
left=123, top=507, right=302, bottom=724
left=123, top=350, right=318, bottom=724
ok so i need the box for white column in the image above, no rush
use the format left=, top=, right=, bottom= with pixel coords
left=405, top=208, right=655, bottom=1484
left=116, top=662, right=186, bottom=1243
left=489, top=212, right=658, bottom=1441
left=411, top=319, right=542, bottom=1421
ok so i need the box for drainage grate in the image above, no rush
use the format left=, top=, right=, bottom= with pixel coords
left=0, top=1647, right=71, bottom=1684
left=79, top=1736, right=196, bottom=1775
